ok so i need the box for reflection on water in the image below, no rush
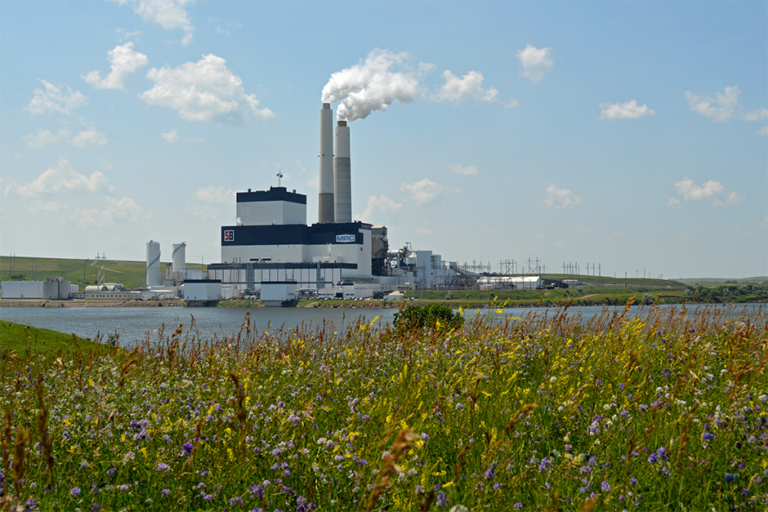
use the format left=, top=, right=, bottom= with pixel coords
left=0, top=303, right=763, bottom=348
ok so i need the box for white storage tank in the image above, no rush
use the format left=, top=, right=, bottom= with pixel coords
left=172, top=242, right=186, bottom=274
left=146, top=240, right=162, bottom=287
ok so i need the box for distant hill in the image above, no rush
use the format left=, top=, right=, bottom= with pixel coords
left=0, top=256, right=206, bottom=290
left=676, top=277, right=768, bottom=286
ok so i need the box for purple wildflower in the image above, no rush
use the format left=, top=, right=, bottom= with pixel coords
left=702, top=432, right=715, bottom=441
left=162, top=489, right=170, bottom=496
left=90, top=505, right=100, bottom=511
left=182, top=443, right=194, bottom=455
left=601, top=481, right=610, bottom=492
left=70, top=487, right=81, bottom=498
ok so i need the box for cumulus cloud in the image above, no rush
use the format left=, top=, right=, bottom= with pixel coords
left=400, top=178, right=458, bottom=205
left=82, top=42, right=148, bottom=90
left=505, top=99, right=519, bottom=108
left=161, top=129, right=178, bottom=142
left=449, top=163, right=478, bottom=176
left=667, top=198, right=682, bottom=208
left=23, top=129, right=68, bottom=148
left=359, top=195, right=402, bottom=223
left=743, top=107, right=768, bottom=121
left=545, top=184, right=581, bottom=208
left=599, top=100, right=655, bottom=120
left=758, top=126, right=768, bottom=136
left=321, top=49, right=430, bottom=122
left=27, top=80, right=87, bottom=116
left=4, top=157, right=110, bottom=197
left=193, top=185, right=235, bottom=203
left=672, top=177, right=743, bottom=207
left=72, top=196, right=143, bottom=227
left=517, top=45, right=553, bottom=82
left=184, top=201, right=219, bottom=220
left=112, top=0, right=195, bottom=46
left=432, top=70, right=498, bottom=103
left=684, top=86, right=740, bottom=122
left=71, top=128, right=108, bottom=148
left=140, top=54, right=273, bottom=123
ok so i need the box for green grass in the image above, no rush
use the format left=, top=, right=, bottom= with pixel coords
left=0, top=255, right=206, bottom=289
left=1, top=306, right=766, bottom=511
left=0, top=320, right=113, bottom=358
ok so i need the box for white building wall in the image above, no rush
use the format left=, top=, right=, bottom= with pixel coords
left=222, top=244, right=304, bottom=264
left=184, top=282, right=222, bottom=301
left=1, top=281, right=44, bottom=299
left=237, top=201, right=306, bottom=226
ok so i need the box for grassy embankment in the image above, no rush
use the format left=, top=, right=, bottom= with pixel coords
left=0, top=320, right=115, bottom=358
left=1, top=305, right=766, bottom=511
left=0, top=255, right=206, bottom=290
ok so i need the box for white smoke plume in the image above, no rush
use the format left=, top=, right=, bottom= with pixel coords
left=321, top=49, right=431, bottom=122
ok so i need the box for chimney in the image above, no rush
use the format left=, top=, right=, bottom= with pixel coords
left=334, top=120, right=351, bottom=223
left=318, top=103, right=334, bottom=223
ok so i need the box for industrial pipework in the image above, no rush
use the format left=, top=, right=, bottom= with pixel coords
left=333, top=120, right=351, bottom=223
left=318, top=103, right=335, bottom=223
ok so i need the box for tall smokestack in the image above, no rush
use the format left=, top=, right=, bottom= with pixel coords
left=318, top=103, right=334, bottom=223
left=334, top=120, right=351, bottom=223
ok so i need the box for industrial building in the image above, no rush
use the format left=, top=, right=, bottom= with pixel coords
left=0, top=277, right=72, bottom=300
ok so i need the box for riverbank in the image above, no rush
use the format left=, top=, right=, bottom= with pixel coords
left=0, top=298, right=185, bottom=307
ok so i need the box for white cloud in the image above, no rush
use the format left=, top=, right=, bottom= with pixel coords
left=505, top=99, right=519, bottom=108
left=161, top=129, right=179, bottom=142
left=400, top=178, right=458, bottom=205
left=112, top=0, right=195, bottom=46
left=673, top=177, right=743, bottom=207
left=674, top=177, right=723, bottom=201
left=114, top=28, right=142, bottom=42
left=72, top=196, right=143, bottom=227
left=140, top=54, right=274, bottom=123
left=27, top=80, right=87, bottom=116
left=743, top=107, right=768, bottom=121
left=517, top=45, right=553, bottom=83
left=359, top=195, right=402, bottom=223
left=684, top=86, right=740, bottom=122
left=545, top=184, right=581, bottom=208
left=449, top=163, right=478, bottom=176
left=184, top=201, right=219, bottom=220
left=432, top=70, right=498, bottom=103
left=306, top=174, right=319, bottom=189
left=321, top=49, right=430, bottom=122
left=667, top=198, right=682, bottom=208
left=4, top=157, right=110, bottom=197
left=23, top=129, right=68, bottom=148
left=599, top=100, right=655, bottom=120
left=757, top=126, right=768, bottom=136
left=759, top=216, right=767, bottom=230
left=712, top=191, right=744, bottom=208
left=71, top=128, right=108, bottom=148
left=82, top=42, right=148, bottom=90
left=193, top=185, right=234, bottom=203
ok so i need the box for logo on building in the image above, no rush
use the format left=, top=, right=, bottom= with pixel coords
left=335, top=234, right=355, bottom=243
left=224, top=230, right=235, bottom=242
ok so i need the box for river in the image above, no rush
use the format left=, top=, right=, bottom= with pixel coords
left=0, top=303, right=763, bottom=348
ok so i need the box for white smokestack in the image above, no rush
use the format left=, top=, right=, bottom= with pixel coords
left=172, top=242, right=186, bottom=274
left=334, top=120, right=351, bottom=223
left=146, top=240, right=162, bottom=287
left=318, top=103, right=334, bottom=223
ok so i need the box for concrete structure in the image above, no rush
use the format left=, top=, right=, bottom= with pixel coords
left=236, top=188, right=306, bottom=226
left=318, top=103, right=335, bottom=223
left=476, top=276, right=543, bottom=290
left=1, top=281, right=43, bottom=299
left=146, top=240, right=162, bottom=287
left=261, top=281, right=299, bottom=307
left=73, top=290, right=140, bottom=300
left=184, top=279, right=222, bottom=306
left=333, top=120, right=351, bottom=223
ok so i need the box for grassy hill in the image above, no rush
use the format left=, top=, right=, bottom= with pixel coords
left=0, top=320, right=114, bottom=359
left=0, top=255, right=206, bottom=290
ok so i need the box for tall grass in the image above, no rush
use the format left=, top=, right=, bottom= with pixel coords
left=1, top=304, right=766, bottom=511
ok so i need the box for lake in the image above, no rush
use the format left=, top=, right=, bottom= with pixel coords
left=0, top=303, right=763, bottom=348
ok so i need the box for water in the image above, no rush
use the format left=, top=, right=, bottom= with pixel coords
left=0, top=303, right=763, bottom=348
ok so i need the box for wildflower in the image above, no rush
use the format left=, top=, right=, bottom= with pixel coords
left=230, top=496, right=243, bottom=507
left=436, top=492, right=448, bottom=507
left=493, top=483, right=502, bottom=490
left=514, top=504, right=523, bottom=509
left=601, top=481, right=610, bottom=492
left=702, top=433, right=715, bottom=441
left=415, top=485, right=425, bottom=494
left=157, top=462, right=170, bottom=472
left=182, top=443, right=194, bottom=455
left=629, top=477, right=637, bottom=487
left=455, top=402, right=465, bottom=410
left=71, top=487, right=81, bottom=497
left=647, top=453, right=658, bottom=464
left=162, top=489, right=170, bottom=496
left=90, top=504, right=100, bottom=511
left=725, top=473, right=737, bottom=483
left=106, top=468, right=116, bottom=476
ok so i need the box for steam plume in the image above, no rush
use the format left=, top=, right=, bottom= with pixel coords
left=321, top=49, right=430, bottom=122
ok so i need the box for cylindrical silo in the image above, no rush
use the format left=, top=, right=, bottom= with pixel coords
left=146, top=240, right=162, bottom=287
left=334, top=120, right=351, bottom=223
left=172, top=242, right=186, bottom=274
left=318, top=103, right=335, bottom=223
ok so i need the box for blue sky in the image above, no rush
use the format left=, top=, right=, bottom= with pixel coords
left=1, top=1, right=766, bottom=278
